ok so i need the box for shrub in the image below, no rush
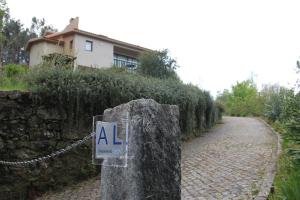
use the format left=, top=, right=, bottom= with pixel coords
left=137, top=49, right=179, bottom=80
left=42, top=53, right=76, bottom=69
left=27, top=66, right=223, bottom=139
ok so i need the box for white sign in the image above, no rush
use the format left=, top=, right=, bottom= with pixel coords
left=95, top=121, right=125, bottom=158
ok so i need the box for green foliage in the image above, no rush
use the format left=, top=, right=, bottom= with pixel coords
left=267, top=61, right=300, bottom=199
left=3, top=63, right=28, bottom=77
left=42, top=53, right=76, bottom=69
left=268, top=132, right=300, bottom=200
left=137, top=49, right=179, bottom=79
left=3, top=19, right=30, bottom=64
left=0, top=0, right=8, bottom=65
left=262, top=85, right=300, bottom=166
left=0, top=0, right=7, bottom=32
left=0, top=64, right=28, bottom=90
left=217, top=79, right=263, bottom=116
left=279, top=170, right=300, bottom=200
left=269, top=149, right=300, bottom=200
left=27, top=66, right=222, bottom=139
left=262, top=85, right=291, bottom=122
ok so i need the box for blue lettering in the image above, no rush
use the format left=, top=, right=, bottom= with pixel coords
left=98, top=126, right=108, bottom=144
left=113, top=125, right=122, bottom=145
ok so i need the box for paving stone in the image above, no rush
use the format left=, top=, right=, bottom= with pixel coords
left=181, top=117, right=276, bottom=200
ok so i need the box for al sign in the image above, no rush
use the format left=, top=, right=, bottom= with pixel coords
left=95, top=121, right=125, bottom=159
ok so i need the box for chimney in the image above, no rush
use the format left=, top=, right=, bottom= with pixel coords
left=63, top=17, right=79, bottom=32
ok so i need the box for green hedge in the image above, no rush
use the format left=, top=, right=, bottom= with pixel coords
left=28, top=67, right=222, bottom=139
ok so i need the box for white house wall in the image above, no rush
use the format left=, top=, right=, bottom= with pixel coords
left=29, top=42, right=63, bottom=67
left=74, top=34, right=113, bottom=68
left=63, top=35, right=75, bottom=56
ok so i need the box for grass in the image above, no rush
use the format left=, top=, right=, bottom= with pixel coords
left=0, top=64, right=29, bottom=91
left=269, top=152, right=300, bottom=200
left=0, top=77, right=28, bottom=91
left=268, top=121, right=300, bottom=200
left=279, top=169, right=300, bottom=200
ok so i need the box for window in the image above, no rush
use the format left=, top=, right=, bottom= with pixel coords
left=70, top=40, right=73, bottom=49
left=113, top=54, right=138, bottom=69
left=85, top=40, right=93, bottom=51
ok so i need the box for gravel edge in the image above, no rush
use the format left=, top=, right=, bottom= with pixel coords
left=254, top=118, right=282, bottom=200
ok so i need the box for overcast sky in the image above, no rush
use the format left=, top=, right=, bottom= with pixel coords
left=6, top=0, right=300, bottom=96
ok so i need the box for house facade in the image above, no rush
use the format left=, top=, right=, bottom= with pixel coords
left=26, top=17, right=151, bottom=68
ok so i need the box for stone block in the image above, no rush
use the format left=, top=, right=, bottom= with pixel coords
left=100, top=99, right=181, bottom=200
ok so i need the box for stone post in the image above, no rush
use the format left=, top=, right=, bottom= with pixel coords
left=100, top=99, right=181, bottom=200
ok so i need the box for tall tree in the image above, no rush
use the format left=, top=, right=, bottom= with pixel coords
left=0, top=0, right=8, bottom=66
left=30, top=17, right=57, bottom=37
left=2, top=19, right=28, bottom=63
left=1, top=15, right=57, bottom=64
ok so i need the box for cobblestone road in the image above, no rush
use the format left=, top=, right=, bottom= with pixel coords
left=38, top=117, right=276, bottom=200
left=181, top=117, right=276, bottom=200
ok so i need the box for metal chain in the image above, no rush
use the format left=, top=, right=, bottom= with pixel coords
left=0, top=132, right=96, bottom=167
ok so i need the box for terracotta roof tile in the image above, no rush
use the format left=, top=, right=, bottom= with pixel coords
left=27, top=28, right=151, bottom=52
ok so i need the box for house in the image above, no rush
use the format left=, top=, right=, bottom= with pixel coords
left=26, top=17, right=151, bottom=68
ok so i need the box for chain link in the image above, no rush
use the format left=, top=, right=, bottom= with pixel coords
left=0, top=132, right=96, bottom=167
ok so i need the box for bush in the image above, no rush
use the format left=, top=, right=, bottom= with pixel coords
left=137, top=49, right=179, bottom=80
left=42, top=53, right=76, bottom=69
left=27, top=66, right=223, bottom=139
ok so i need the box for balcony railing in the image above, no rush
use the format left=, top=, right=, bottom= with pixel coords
left=113, top=59, right=137, bottom=69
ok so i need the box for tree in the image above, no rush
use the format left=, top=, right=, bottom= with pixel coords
left=1, top=14, right=57, bottom=64
left=217, top=79, right=263, bottom=116
left=0, top=0, right=8, bottom=66
left=3, top=19, right=30, bottom=64
left=283, top=61, right=300, bottom=145
left=216, top=89, right=230, bottom=113
left=30, top=17, right=57, bottom=37
left=137, top=49, right=179, bottom=79
left=261, top=84, right=290, bottom=121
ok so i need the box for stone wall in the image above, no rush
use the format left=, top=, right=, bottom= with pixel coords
left=0, top=91, right=98, bottom=199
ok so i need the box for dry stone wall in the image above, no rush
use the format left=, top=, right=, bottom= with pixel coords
left=0, top=91, right=97, bottom=199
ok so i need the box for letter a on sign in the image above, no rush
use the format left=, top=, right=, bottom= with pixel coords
left=98, top=126, right=108, bottom=145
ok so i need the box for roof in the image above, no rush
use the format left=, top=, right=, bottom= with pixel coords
left=25, top=37, right=64, bottom=51
left=26, top=28, right=151, bottom=52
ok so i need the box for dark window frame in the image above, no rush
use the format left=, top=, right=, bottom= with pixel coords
left=85, top=40, right=93, bottom=52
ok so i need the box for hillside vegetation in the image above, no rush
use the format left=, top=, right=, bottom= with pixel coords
left=0, top=62, right=222, bottom=139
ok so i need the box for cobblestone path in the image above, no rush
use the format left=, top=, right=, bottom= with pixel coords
left=38, top=117, right=276, bottom=200
left=181, top=117, right=276, bottom=200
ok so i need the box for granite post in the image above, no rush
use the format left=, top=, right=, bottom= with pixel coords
left=100, top=99, right=181, bottom=200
